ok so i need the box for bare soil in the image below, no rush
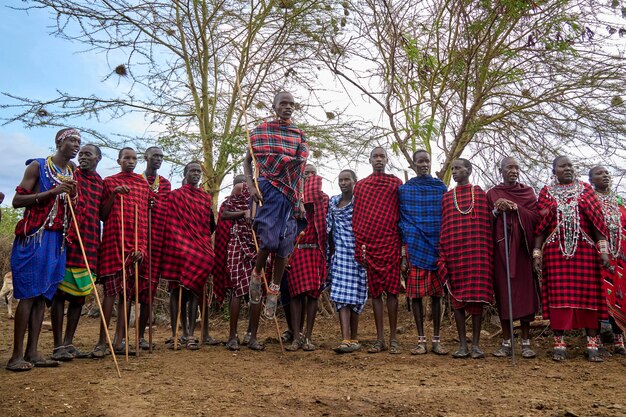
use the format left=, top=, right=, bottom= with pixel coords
left=0, top=297, right=624, bottom=417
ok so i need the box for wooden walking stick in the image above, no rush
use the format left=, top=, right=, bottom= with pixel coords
left=120, top=195, right=129, bottom=362
left=200, top=283, right=207, bottom=343
left=67, top=198, right=121, bottom=378
left=235, top=69, right=284, bottom=353
left=502, top=211, right=516, bottom=366
left=134, top=204, right=140, bottom=357
left=174, top=286, right=183, bottom=350
left=148, top=206, right=153, bottom=353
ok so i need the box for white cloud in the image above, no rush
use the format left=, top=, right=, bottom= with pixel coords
left=0, top=132, right=49, bottom=205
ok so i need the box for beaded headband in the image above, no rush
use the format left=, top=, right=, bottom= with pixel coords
left=55, top=128, right=81, bottom=145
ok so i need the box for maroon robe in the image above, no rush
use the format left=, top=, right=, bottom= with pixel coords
left=487, top=183, right=539, bottom=320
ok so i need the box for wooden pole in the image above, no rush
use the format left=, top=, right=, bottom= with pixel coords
left=200, top=283, right=206, bottom=343
left=148, top=207, right=153, bottom=353
left=174, top=287, right=183, bottom=350
left=67, top=198, right=121, bottom=378
left=134, top=205, right=140, bottom=357
left=120, top=196, right=129, bottom=362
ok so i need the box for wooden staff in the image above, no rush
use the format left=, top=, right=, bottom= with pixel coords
left=134, top=205, right=140, bottom=357
left=200, top=283, right=206, bottom=343
left=174, top=286, right=183, bottom=350
left=147, top=206, right=153, bottom=353
left=120, top=195, right=129, bottom=362
left=67, top=198, right=121, bottom=378
left=236, top=69, right=284, bottom=353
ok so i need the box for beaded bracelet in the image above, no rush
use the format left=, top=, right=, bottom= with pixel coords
left=597, top=240, right=609, bottom=255
left=532, top=248, right=542, bottom=259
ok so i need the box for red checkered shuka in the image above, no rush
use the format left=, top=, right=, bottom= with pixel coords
left=250, top=119, right=309, bottom=205
left=352, top=172, right=403, bottom=298
left=98, top=172, right=149, bottom=278
left=406, top=266, right=444, bottom=299
left=224, top=184, right=257, bottom=298
left=601, top=204, right=626, bottom=331
left=140, top=175, right=171, bottom=281
left=212, top=201, right=234, bottom=302
left=288, top=175, right=329, bottom=298
left=536, top=182, right=608, bottom=320
left=65, top=169, right=103, bottom=271
left=437, top=184, right=493, bottom=304
left=160, top=184, right=215, bottom=297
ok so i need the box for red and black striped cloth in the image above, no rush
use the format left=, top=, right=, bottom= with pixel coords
left=139, top=175, right=171, bottom=301
left=353, top=172, right=403, bottom=298
left=212, top=201, right=235, bottom=302
left=65, top=169, right=103, bottom=271
left=287, top=175, right=329, bottom=298
left=601, top=203, right=626, bottom=331
left=250, top=119, right=308, bottom=205
left=536, top=181, right=607, bottom=321
left=98, top=172, right=149, bottom=279
left=438, top=184, right=493, bottom=304
left=160, top=184, right=215, bottom=297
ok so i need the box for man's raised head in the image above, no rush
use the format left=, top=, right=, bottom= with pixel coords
left=272, top=91, right=295, bottom=121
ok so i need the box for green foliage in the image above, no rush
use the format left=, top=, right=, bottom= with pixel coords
left=0, top=207, right=22, bottom=239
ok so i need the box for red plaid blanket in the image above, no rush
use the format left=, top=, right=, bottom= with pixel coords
left=98, top=172, right=149, bottom=277
left=66, top=169, right=103, bottom=271
left=212, top=201, right=234, bottom=302
left=160, top=184, right=215, bottom=296
left=353, top=173, right=402, bottom=298
left=140, top=175, right=171, bottom=280
left=536, top=181, right=607, bottom=320
left=288, top=175, right=329, bottom=297
left=438, top=184, right=493, bottom=304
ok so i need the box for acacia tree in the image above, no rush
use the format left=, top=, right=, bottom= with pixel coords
left=321, top=0, right=626, bottom=184
left=2, top=0, right=358, bottom=201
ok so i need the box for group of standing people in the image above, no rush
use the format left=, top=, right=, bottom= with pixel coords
left=4, top=91, right=625, bottom=372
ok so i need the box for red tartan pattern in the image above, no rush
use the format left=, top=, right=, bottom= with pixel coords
left=288, top=175, right=329, bottom=297
left=601, top=204, right=626, bottom=331
left=212, top=201, right=235, bottom=302
left=353, top=173, right=403, bottom=298
left=14, top=187, right=67, bottom=236
left=140, top=175, right=171, bottom=281
left=98, top=172, right=150, bottom=278
left=250, top=119, right=309, bottom=205
left=536, top=182, right=607, bottom=320
left=438, top=184, right=493, bottom=304
left=406, top=267, right=444, bottom=299
left=160, top=184, right=215, bottom=297
left=65, top=169, right=103, bottom=271
left=450, top=297, right=484, bottom=315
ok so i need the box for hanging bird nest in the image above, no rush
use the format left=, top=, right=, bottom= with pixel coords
left=36, top=108, right=50, bottom=117
left=114, top=64, right=128, bottom=77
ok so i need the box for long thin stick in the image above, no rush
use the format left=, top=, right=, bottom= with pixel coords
left=148, top=206, right=153, bottom=353
left=174, top=287, right=183, bottom=351
left=502, top=211, right=516, bottom=366
left=67, top=198, right=121, bottom=378
left=134, top=204, right=140, bottom=358
left=120, top=196, right=129, bottom=362
left=200, top=283, right=206, bottom=342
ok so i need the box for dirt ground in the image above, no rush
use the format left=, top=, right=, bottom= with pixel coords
left=0, top=297, right=624, bottom=417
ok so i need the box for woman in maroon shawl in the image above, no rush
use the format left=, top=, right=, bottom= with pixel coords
left=487, top=157, right=539, bottom=359
left=589, top=166, right=626, bottom=355
left=534, top=156, right=609, bottom=362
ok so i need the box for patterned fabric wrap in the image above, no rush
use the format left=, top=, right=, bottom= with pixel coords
left=15, top=158, right=70, bottom=236
left=57, top=267, right=93, bottom=297
left=253, top=178, right=297, bottom=258
left=398, top=175, right=448, bottom=271
left=601, top=203, right=626, bottom=331
left=352, top=173, right=403, bottom=298
left=406, top=267, right=444, bottom=299
left=212, top=202, right=234, bottom=302
left=536, top=181, right=608, bottom=321
left=249, top=119, right=309, bottom=205
left=139, top=175, right=171, bottom=299
left=65, top=168, right=103, bottom=271
left=98, top=172, right=149, bottom=278
left=438, top=184, right=494, bottom=304
left=160, top=184, right=215, bottom=297
left=487, top=183, right=540, bottom=320
left=327, top=195, right=367, bottom=312
left=224, top=184, right=256, bottom=298
left=288, top=175, right=329, bottom=298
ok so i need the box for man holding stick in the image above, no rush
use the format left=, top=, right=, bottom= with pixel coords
left=7, top=128, right=79, bottom=371
left=244, top=91, right=309, bottom=325
left=51, top=144, right=104, bottom=361
left=487, top=157, right=539, bottom=359
left=92, top=147, right=149, bottom=357
left=161, top=161, right=215, bottom=350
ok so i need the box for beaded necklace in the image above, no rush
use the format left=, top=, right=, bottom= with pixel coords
left=596, top=190, right=622, bottom=258
left=548, top=181, right=583, bottom=258
left=142, top=172, right=160, bottom=193
left=45, top=155, right=73, bottom=186
left=453, top=185, right=474, bottom=215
